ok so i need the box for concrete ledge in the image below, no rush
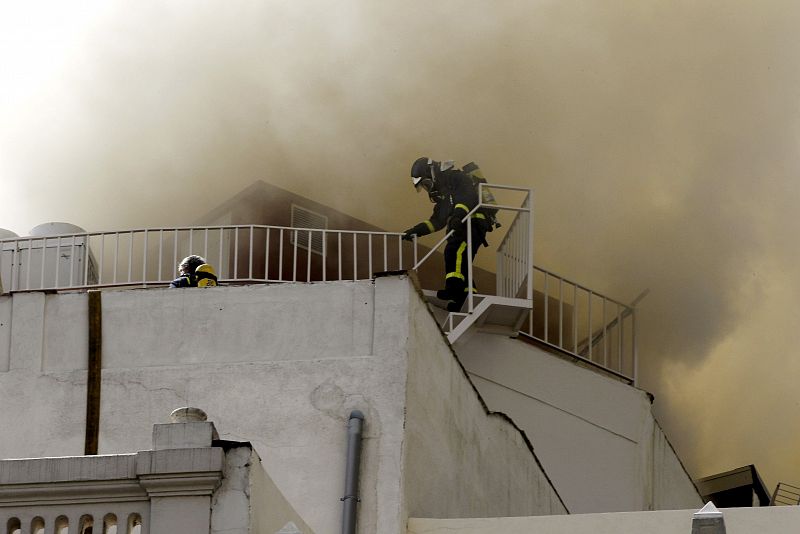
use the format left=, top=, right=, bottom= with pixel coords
left=0, top=454, right=136, bottom=484
left=0, top=479, right=146, bottom=506
left=135, top=447, right=224, bottom=476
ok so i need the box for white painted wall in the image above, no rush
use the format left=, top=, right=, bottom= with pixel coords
left=408, top=506, right=800, bottom=534
left=403, top=284, right=567, bottom=519
left=453, top=331, right=702, bottom=513
left=0, top=276, right=564, bottom=534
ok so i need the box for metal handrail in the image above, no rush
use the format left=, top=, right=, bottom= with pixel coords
left=0, top=225, right=416, bottom=292
left=523, top=265, right=637, bottom=383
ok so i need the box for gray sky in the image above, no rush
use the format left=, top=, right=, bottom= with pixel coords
left=2, top=1, right=799, bottom=492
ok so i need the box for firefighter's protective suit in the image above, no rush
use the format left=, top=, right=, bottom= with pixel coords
left=403, top=158, right=490, bottom=311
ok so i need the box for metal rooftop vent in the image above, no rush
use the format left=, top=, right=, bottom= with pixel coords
left=290, top=204, right=328, bottom=255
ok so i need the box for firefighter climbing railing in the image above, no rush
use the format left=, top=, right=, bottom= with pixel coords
left=0, top=226, right=415, bottom=292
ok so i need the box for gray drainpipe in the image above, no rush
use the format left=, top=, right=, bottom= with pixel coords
left=341, top=410, right=365, bottom=534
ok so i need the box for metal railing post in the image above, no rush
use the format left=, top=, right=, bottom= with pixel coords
left=466, top=216, right=474, bottom=313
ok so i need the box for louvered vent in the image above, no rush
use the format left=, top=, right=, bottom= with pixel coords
left=290, top=204, right=328, bottom=255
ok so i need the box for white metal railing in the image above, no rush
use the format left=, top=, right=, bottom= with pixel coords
left=771, top=482, right=800, bottom=506
left=523, top=266, right=637, bottom=383
left=495, top=184, right=533, bottom=301
left=0, top=226, right=416, bottom=292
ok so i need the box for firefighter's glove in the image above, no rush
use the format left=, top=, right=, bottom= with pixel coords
left=404, top=222, right=431, bottom=241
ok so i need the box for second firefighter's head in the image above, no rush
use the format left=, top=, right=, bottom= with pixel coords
left=178, top=254, right=207, bottom=276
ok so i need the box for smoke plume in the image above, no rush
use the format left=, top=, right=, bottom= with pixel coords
left=3, top=0, right=800, bottom=490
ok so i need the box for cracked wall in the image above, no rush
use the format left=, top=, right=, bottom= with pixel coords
left=454, top=332, right=702, bottom=513
left=0, top=276, right=569, bottom=534
left=0, top=279, right=407, bottom=534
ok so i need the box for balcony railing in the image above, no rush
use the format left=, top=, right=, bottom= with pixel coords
left=771, top=482, right=800, bottom=506
left=524, top=266, right=637, bottom=384
left=0, top=186, right=637, bottom=384
left=0, top=226, right=415, bottom=292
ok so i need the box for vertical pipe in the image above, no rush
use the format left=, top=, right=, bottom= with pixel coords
left=383, top=234, right=387, bottom=272
left=338, top=233, right=343, bottom=280
left=341, top=410, right=365, bottom=534
left=85, top=290, right=102, bottom=455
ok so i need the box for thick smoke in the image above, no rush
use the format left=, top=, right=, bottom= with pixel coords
left=3, top=0, right=800, bottom=490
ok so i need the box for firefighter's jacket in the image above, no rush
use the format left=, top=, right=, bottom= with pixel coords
left=409, top=169, right=480, bottom=238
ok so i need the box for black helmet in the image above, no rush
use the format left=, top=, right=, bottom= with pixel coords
left=410, top=157, right=436, bottom=195
left=411, top=157, right=433, bottom=180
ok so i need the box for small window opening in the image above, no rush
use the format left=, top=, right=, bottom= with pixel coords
left=103, top=514, right=117, bottom=534
left=290, top=204, right=328, bottom=255
left=55, top=515, right=69, bottom=534
left=126, top=514, right=142, bottom=534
